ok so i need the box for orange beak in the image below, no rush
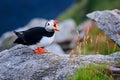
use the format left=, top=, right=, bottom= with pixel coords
left=53, top=20, right=60, bottom=31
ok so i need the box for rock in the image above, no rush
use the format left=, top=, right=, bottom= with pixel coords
left=45, top=43, right=66, bottom=56
left=55, top=19, right=77, bottom=43
left=0, top=45, right=120, bottom=80
left=24, top=18, right=47, bottom=28
left=0, top=31, right=16, bottom=51
left=0, top=45, right=71, bottom=80
left=87, top=9, right=120, bottom=46
left=110, top=67, right=120, bottom=79
left=110, top=67, right=120, bottom=74
left=55, top=19, right=78, bottom=52
left=0, top=45, right=76, bottom=80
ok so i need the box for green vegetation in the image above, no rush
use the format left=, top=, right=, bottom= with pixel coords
left=59, top=1, right=120, bottom=80
left=58, top=0, right=120, bottom=25
left=68, top=64, right=113, bottom=80
left=58, top=0, right=120, bottom=55
left=76, top=26, right=120, bottom=55
left=58, top=0, right=88, bottom=25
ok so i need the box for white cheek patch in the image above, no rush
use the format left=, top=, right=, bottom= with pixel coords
left=45, top=21, right=54, bottom=32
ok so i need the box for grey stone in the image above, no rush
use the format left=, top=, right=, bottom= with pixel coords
left=0, top=45, right=75, bottom=80
left=0, top=45, right=120, bottom=80
left=54, top=19, right=78, bottom=51
left=25, top=18, right=47, bottom=28
left=45, top=43, right=66, bottom=56
left=110, top=66, right=120, bottom=79
left=87, top=9, right=120, bottom=46
left=55, top=19, right=77, bottom=43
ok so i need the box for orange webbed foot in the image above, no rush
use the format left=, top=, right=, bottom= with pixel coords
left=33, top=47, right=45, bottom=54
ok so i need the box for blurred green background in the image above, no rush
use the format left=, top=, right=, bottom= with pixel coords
left=58, top=0, right=120, bottom=55
left=58, top=0, right=120, bottom=25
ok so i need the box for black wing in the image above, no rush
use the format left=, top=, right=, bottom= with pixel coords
left=14, top=27, right=46, bottom=45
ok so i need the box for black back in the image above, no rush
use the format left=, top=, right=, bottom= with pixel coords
left=14, top=27, right=54, bottom=45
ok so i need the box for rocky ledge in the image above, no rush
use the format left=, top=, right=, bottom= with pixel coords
left=0, top=44, right=120, bottom=80
left=87, top=9, right=120, bottom=46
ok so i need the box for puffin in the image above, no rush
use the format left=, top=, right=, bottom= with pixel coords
left=14, top=20, right=60, bottom=54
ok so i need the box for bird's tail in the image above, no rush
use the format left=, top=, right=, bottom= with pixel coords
left=13, top=31, right=26, bottom=44
left=14, top=31, right=20, bottom=37
left=14, top=38, right=23, bottom=43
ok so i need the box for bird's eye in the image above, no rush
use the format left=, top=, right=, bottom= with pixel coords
left=47, top=23, right=50, bottom=26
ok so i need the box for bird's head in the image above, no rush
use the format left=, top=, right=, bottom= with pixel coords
left=45, top=20, right=60, bottom=32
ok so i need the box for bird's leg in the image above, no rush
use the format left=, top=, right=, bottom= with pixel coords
left=33, top=47, right=45, bottom=54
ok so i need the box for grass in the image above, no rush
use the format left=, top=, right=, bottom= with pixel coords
left=70, top=23, right=120, bottom=55
left=68, top=64, right=114, bottom=80
left=68, top=26, right=120, bottom=80
left=58, top=0, right=120, bottom=55
left=58, top=1, right=120, bottom=79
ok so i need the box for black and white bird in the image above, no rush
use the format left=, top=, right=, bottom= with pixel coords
left=14, top=20, right=59, bottom=54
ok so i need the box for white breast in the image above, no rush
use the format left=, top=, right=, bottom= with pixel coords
left=38, top=34, right=55, bottom=47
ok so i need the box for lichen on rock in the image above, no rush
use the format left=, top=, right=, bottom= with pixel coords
left=0, top=44, right=119, bottom=80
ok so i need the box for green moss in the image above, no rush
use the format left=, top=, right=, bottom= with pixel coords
left=68, top=64, right=113, bottom=80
